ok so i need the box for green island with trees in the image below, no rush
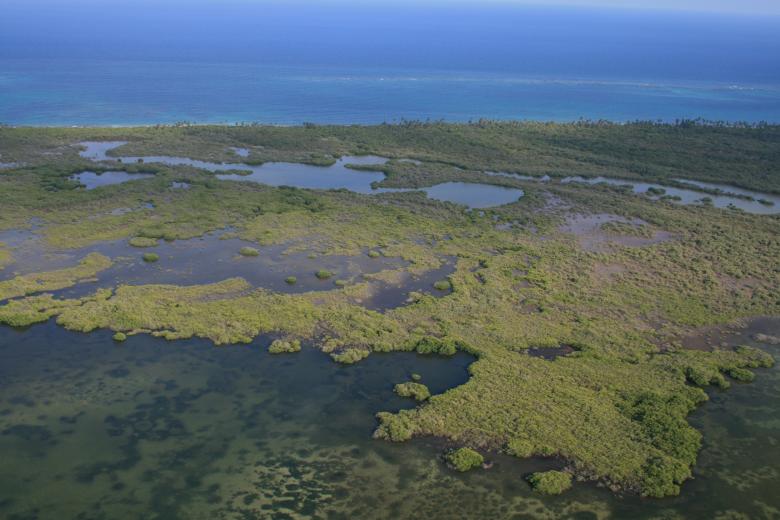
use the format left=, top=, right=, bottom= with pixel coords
left=0, top=121, right=777, bottom=497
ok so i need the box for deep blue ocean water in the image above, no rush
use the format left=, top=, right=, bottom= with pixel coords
left=1, top=2, right=779, bottom=125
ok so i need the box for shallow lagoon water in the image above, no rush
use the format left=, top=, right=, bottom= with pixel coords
left=0, top=229, right=457, bottom=309
left=561, top=175, right=780, bottom=215
left=0, top=317, right=778, bottom=519
left=79, top=142, right=524, bottom=209
left=674, top=178, right=780, bottom=207
left=414, top=182, right=523, bottom=209
left=214, top=156, right=388, bottom=193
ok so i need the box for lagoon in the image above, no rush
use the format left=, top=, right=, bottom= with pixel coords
left=79, top=142, right=525, bottom=209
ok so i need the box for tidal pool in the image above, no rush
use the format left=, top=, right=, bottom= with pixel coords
left=229, top=147, right=250, bottom=158
left=79, top=142, right=524, bottom=208
left=0, top=318, right=777, bottom=519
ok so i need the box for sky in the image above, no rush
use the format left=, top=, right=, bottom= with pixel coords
left=460, top=0, right=778, bottom=15
left=1, top=0, right=778, bottom=15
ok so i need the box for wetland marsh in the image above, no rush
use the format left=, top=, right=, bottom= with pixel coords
left=0, top=122, right=779, bottom=518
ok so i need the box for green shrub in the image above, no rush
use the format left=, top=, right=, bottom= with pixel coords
left=332, top=348, right=369, bottom=364
left=268, top=339, right=301, bottom=354
left=639, top=456, right=690, bottom=498
left=368, top=250, right=381, bottom=258
left=285, top=276, right=297, bottom=285
left=239, top=246, right=259, bottom=257
left=334, top=279, right=348, bottom=287
left=411, top=373, right=422, bottom=382
left=446, top=448, right=484, bottom=472
left=113, top=332, right=127, bottom=342
left=374, top=412, right=414, bottom=441
left=685, top=366, right=711, bottom=387
left=433, top=279, right=452, bottom=291
left=315, top=269, right=333, bottom=280
left=507, top=438, right=535, bottom=458
left=628, top=393, right=701, bottom=465
left=394, top=382, right=431, bottom=401
left=142, top=253, right=159, bottom=263
left=527, top=471, right=572, bottom=495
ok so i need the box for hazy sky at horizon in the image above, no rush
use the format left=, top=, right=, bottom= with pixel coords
left=1, top=0, right=779, bottom=15
left=490, top=0, right=779, bottom=15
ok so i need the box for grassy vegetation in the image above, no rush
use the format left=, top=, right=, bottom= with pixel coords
left=239, top=246, right=260, bottom=257
left=316, top=270, right=333, bottom=280
left=446, top=448, right=484, bottom=472
left=0, top=124, right=778, bottom=498
left=142, top=252, right=159, bottom=263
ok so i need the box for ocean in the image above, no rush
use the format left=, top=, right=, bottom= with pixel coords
left=1, top=2, right=779, bottom=125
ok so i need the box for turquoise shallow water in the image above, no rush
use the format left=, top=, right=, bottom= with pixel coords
left=2, top=3, right=779, bottom=125
left=2, top=60, right=780, bottom=126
